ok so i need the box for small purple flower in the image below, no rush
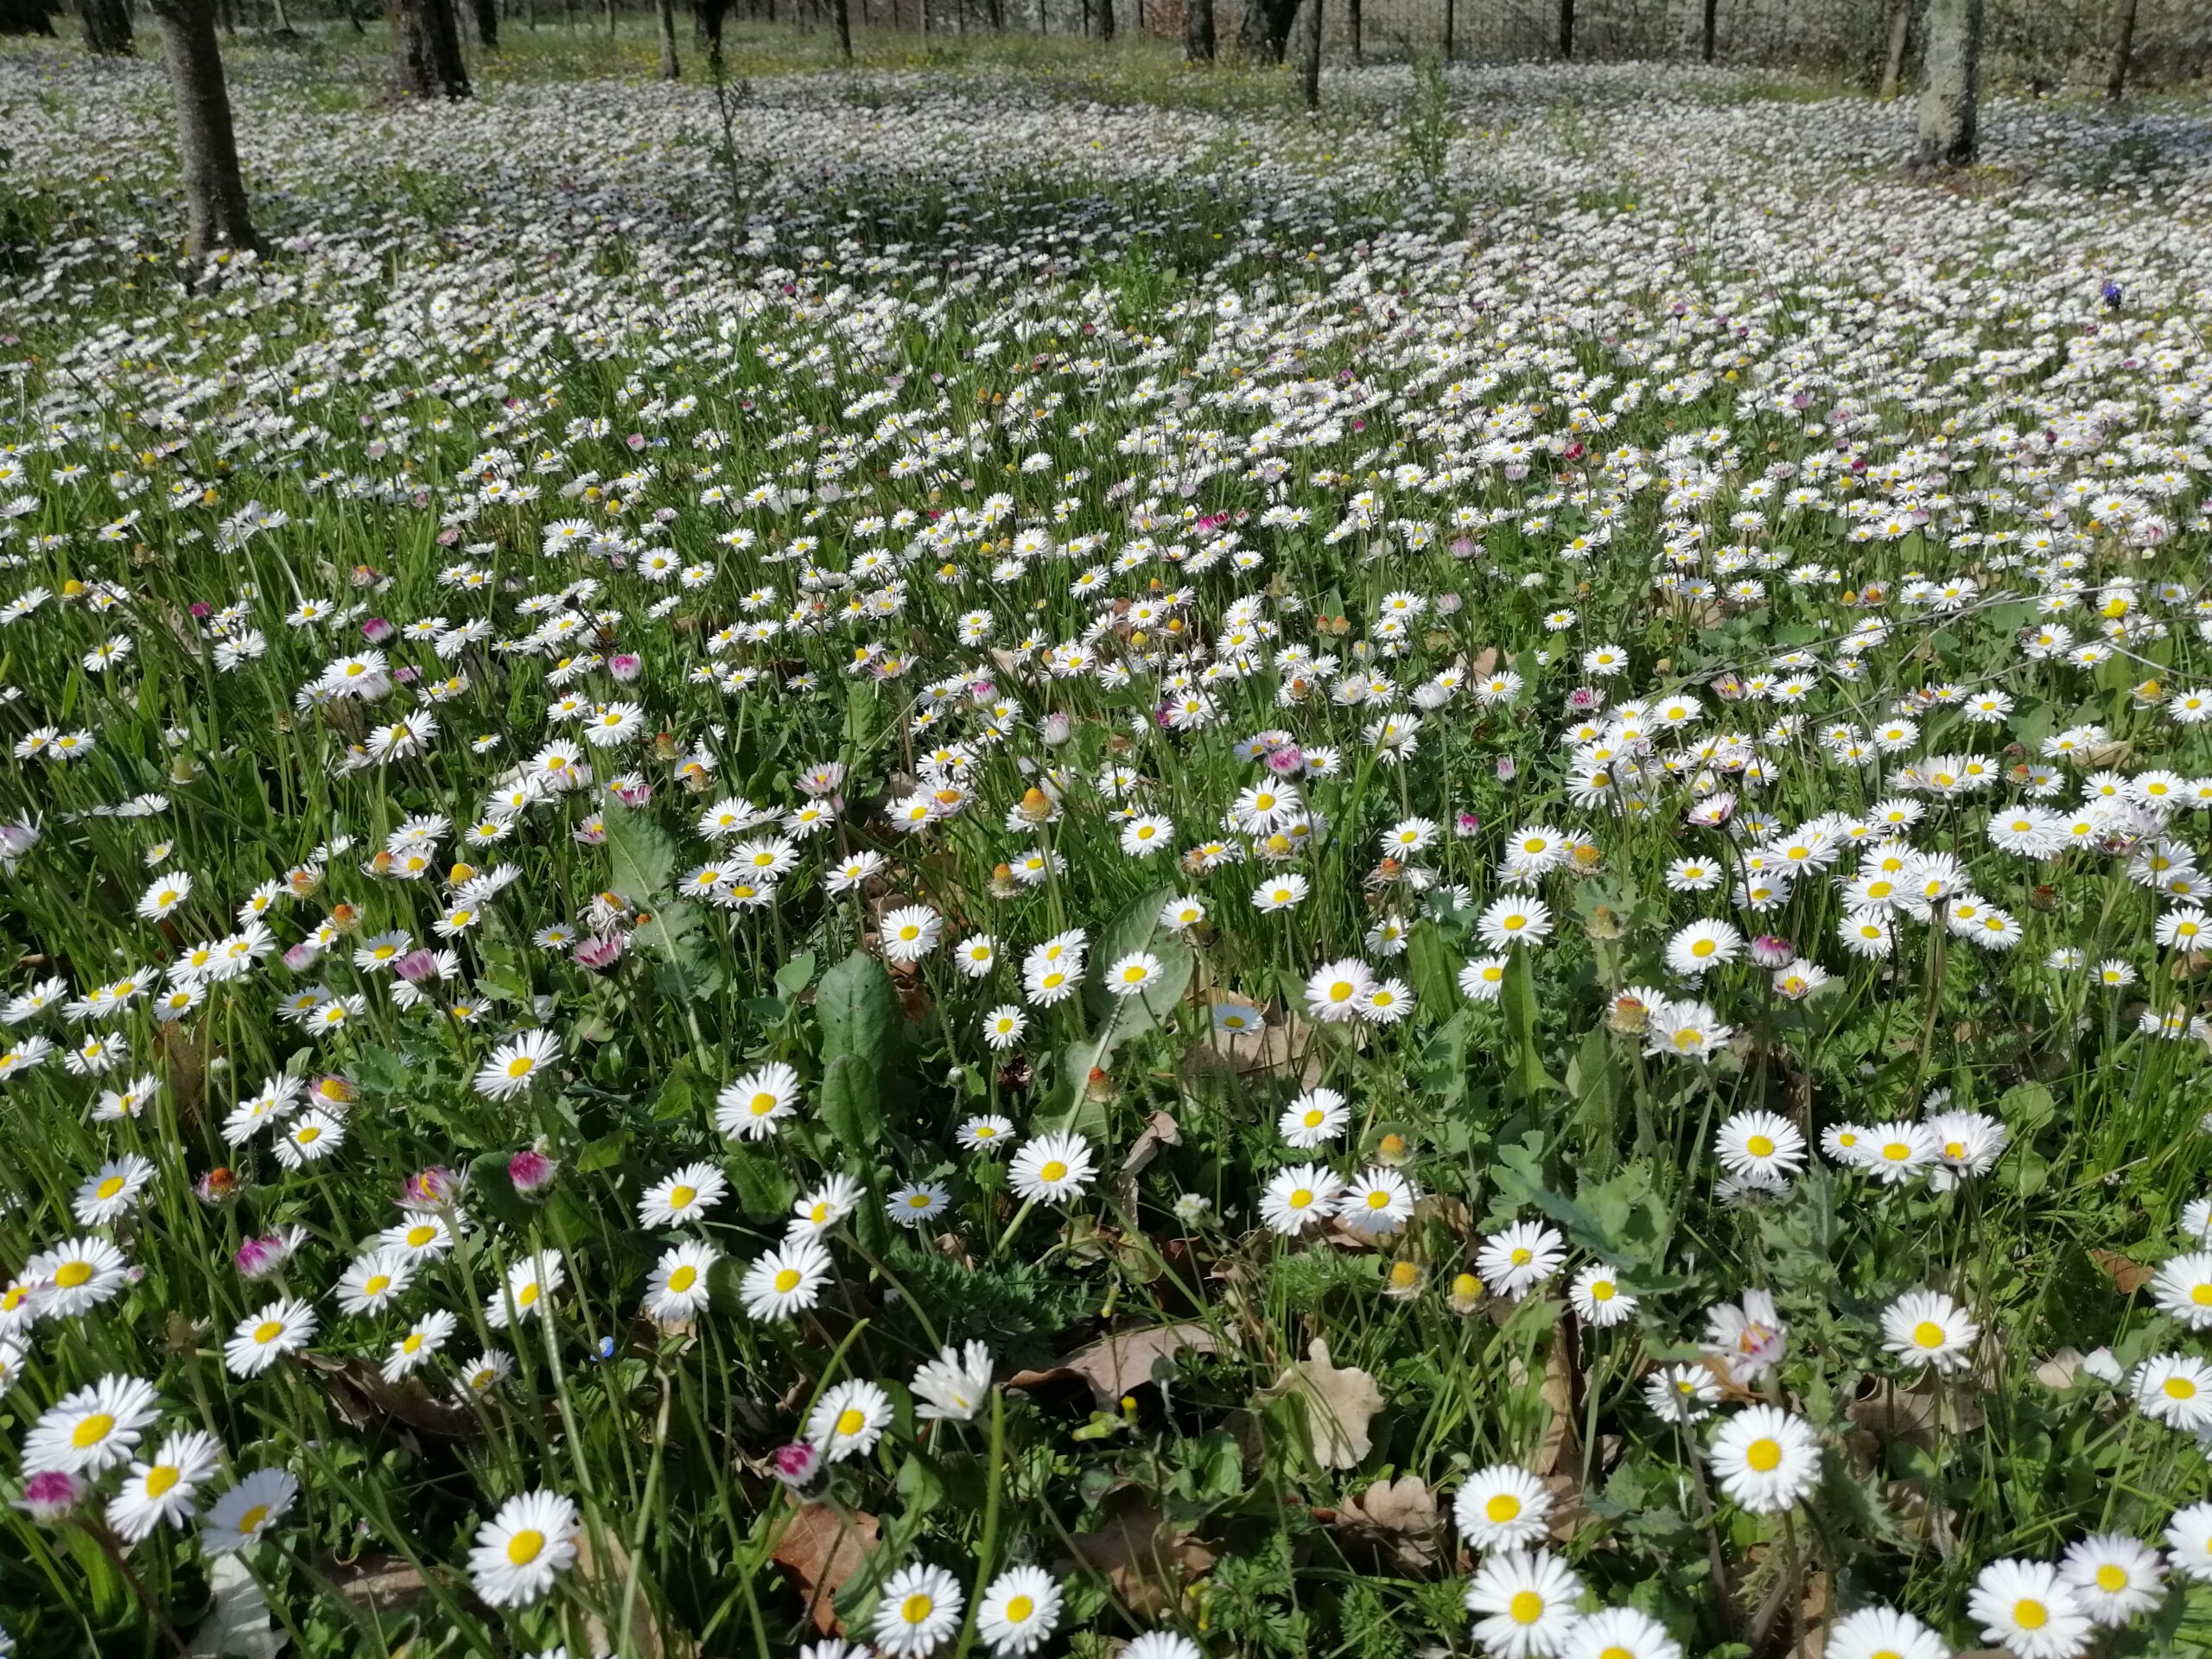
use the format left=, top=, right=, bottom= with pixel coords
left=2102, top=280, right=2124, bottom=309
left=609, top=652, right=644, bottom=683
left=508, top=1148, right=557, bottom=1197
left=1454, top=811, right=1482, bottom=840
left=1495, top=755, right=1517, bottom=783
left=1265, top=746, right=1305, bottom=777
left=1564, top=686, right=1604, bottom=713
left=16, top=1469, right=84, bottom=1522
left=772, top=1442, right=823, bottom=1488
left=625, top=433, right=647, bottom=451
left=235, top=1233, right=293, bottom=1280
left=1750, top=936, right=1794, bottom=969
left=361, top=618, right=394, bottom=644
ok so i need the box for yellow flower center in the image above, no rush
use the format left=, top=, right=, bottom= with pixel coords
left=670, top=1185, right=697, bottom=1209
left=1485, top=1493, right=1522, bottom=1523
left=518, top=1284, right=540, bottom=1307
left=238, top=1504, right=270, bottom=1534
left=55, top=1260, right=93, bottom=1288
left=1005, top=1594, right=1034, bottom=1623
left=775, top=1268, right=803, bottom=1294
left=365, top=1274, right=391, bottom=1297
left=1746, top=1135, right=1774, bottom=1158
left=901, top=1592, right=934, bottom=1625
left=1745, top=1437, right=1782, bottom=1472
left=73, top=1413, right=116, bottom=1447
left=97, top=1176, right=125, bottom=1200
left=836, top=1408, right=867, bottom=1436
left=144, top=1465, right=180, bottom=1497
left=1509, top=1590, right=1544, bottom=1625
left=2165, top=1376, right=2196, bottom=1400
left=668, top=1266, right=697, bottom=1293
left=1039, top=1160, right=1069, bottom=1183
left=2096, top=1565, right=2127, bottom=1592
left=506, top=1056, right=534, bottom=1078
left=254, top=1319, right=284, bottom=1344
left=1912, top=1320, right=1945, bottom=1349
left=2013, top=1599, right=2048, bottom=1630
left=506, top=1529, right=545, bottom=1566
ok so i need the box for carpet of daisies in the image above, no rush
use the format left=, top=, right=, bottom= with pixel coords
left=9, top=32, right=2212, bottom=1659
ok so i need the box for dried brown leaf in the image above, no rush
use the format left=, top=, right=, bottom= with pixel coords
left=1121, top=1111, right=1182, bottom=1177
left=1006, top=1322, right=1219, bottom=1406
left=2093, top=1249, right=2156, bottom=1295
left=1062, top=1495, right=1215, bottom=1619
left=1264, top=1338, right=1385, bottom=1471
left=1326, top=1476, right=1441, bottom=1571
left=1535, top=1334, right=1580, bottom=1477
left=771, top=1503, right=880, bottom=1637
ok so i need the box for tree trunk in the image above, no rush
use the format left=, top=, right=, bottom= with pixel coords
left=1096, top=0, right=1109, bottom=41
left=832, top=0, right=849, bottom=52
left=1442, top=0, right=1452, bottom=57
left=147, top=0, right=257, bottom=265
left=2105, top=0, right=2139, bottom=98
left=1700, top=0, right=1714, bottom=60
left=1556, top=0, right=1572, bottom=57
left=1913, top=0, right=1980, bottom=167
left=0, top=0, right=59, bottom=35
left=696, top=0, right=724, bottom=55
left=269, top=0, right=292, bottom=31
left=469, top=0, right=497, bottom=43
left=1346, top=0, right=1357, bottom=60
left=1182, top=0, right=1210, bottom=59
left=387, top=0, right=471, bottom=96
left=1235, top=0, right=1292, bottom=59
left=1299, top=0, right=1320, bottom=108
left=655, top=0, right=677, bottom=70
left=74, top=0, right=133, bottom=52
left=1878, top=0, right=1914, bottom=96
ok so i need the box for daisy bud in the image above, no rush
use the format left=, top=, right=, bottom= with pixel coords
left=1038, top=711, right=1071, bottom=746
left=772, top=1441, right=822, bottom=1488
left=393, top=950, right=441, bottom=983
left=508, top=1148, right=558, bottom=1198
left=360, top=617, right=393, bottom=644
left=16, top=1469, right=85, bottom=1523
left=1454, top=810, right=1482, bottom=839
left=609, top=652, right=643, bottom=683
left=1750, top=935, right=1795, bottom=968
left=282, top=942, right=321, bottom=973
left=403, top=1166, right=461, bottom=1210
left=195, top=1167, right=240, bottom=1205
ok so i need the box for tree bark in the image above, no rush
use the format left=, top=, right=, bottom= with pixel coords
left=2105, top=0, right=2139, bottom=98
left=656, top=0, right=678, bottom=71
left=1442, top=0, right=1452, bottom=57
left=74, top=0, right=133, bottom=52
left=1878, top=0, right=1914, bottom=96
left=1556, top=0, right=1572, bottom=58
left=1182, top=0, right=1210, bottom=59
left=1096, top=0, right=1110, bottom=41
left=468, top=0, right=497, bottom=44
left=269, top=0, right=293, bottom=32
left=0, top=0, right=58, bottom=35
left=1913, top=0, right=1980, bottom=168
left=1346, top=0, right=1357, bottom=60
left=1700, top=0, right=1715, bottom=60
left=387, top=0, right=470, bottom=97
left=147, top=0, right=257, bottom=265
left=1235, top=0, right=1293, bottom=59
left=1299, top=0, right=1320, bottom=109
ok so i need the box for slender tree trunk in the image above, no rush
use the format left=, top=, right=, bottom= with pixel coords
left=1879, top=0, right=1914, bottom=96
left=469, top=0, right=496, bottom=43
left=74, top=0, right=133, bottom=52
left=1442, top=0, right=1452, bottom=57
left=1235, top=0, right=1291, bottom=58
left=147, top=0, right=257, bottom=266
left=603, top=0, right=613, bottom=35
left=656, top=0, right=677, bottom=70
left=1096, top=0, right=1109, bottom=41
left=1556, top=0, right=1572, bottom=57
left=1346, top=0, right=1357, bottom=60
left=387, top=0, right=471, bottom=96
left=1700, top=0, right=1714, bottom=60
left=2105, top=0, right=2139, bottom=98
left=1035, top=0, right=1042, bottom=33
left=1913, top=0, right=1980, bottom=167
left=0, top=0, right=59, bottom=35
left=268, top=0, right=291, bottom=31
left=1183, top=0, right=1210, bottom=59
left=1299, top=0, right=1320, bottom=108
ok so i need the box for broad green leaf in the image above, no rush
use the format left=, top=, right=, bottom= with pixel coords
left=605, top=804, right=677, bottom=902
left=1082, top=884, right=1192, bottom=1041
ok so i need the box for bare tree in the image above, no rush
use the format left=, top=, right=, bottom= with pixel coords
left=1096, top=0, right=1110, bottom=41
left=1700, top=0, right=1716, bottom=60
left=1346, top=0, right=1358, bottom=60
left=74, top=0, right=133, bottom=52
left=1299, top=0, right=1321, bottom=109
left=1443, top=0, right=1452, bottom=58
left=832, top=0, right=849, bottom=54
left=2105, top=0, right=2139, bottom=97
left=147, top=0, right=257, bottom=265
left=1183, top=0, right=1211, bottom=59
left=1914, top=0, right=1980, bottom=168
left=1557, top=0, right=1573, bottom=58
left=1878, top=0, right=1916, bottom=96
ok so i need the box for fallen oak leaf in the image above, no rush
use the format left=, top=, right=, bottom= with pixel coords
left=1323, top=1474, right=1442, bottom=1572
left=1006, top=1321, right=1218, bottom=1407
left=1060, top=1494, right=1216, bottom=1620
left=772, top=1503, right=880, bottom=1637
left=2092, top=1248, right=2156, bottom=1295
left=1262, top=1338, right=1384, bottom=1470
